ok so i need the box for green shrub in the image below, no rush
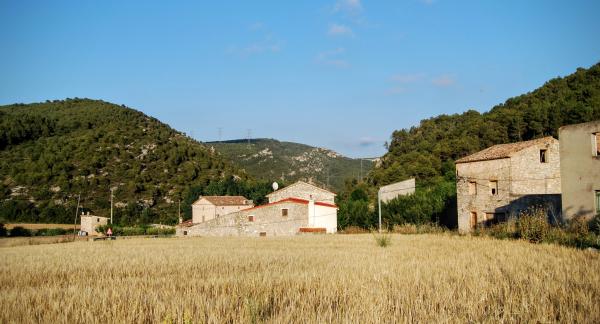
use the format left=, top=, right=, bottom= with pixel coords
left=517, top=208, right=550, bottom=243
left=486, top=219, right=518, bottom=240
left=35, top=228, right=68, bottom=236
left=10, top=226, right=32, bottom=237
left=373, top=232, right=391, bottom=247
left=588, top=214, right=600, bottom=235
left=146, top=227, right=175, bottom=236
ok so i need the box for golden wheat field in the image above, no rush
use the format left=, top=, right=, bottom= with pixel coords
left=1, top=234, right=599, bottom=323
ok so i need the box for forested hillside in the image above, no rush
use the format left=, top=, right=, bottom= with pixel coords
left=371, top=62, right=600, bottom=186
left=0, top=99, right=245, bottom=225
left=208, top=138, right=373, bottom=192
left=338, top=62, right=600, bottom=230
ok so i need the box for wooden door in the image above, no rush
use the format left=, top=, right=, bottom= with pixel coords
left=470, top=212, right=477, bottom=229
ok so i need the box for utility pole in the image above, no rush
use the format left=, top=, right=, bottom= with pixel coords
left=110, top=188, right=114, bottom=225
left=72, top=193, right=81, bottom=239
left=360, top=159, right=363, bottom=181
left=178, top=200, right=181, bottom=223
left=246, top=129, right=252, bottom=144
left=377, top=189, right=382, bottom=233
left=218, top=127, right=223, bottom=143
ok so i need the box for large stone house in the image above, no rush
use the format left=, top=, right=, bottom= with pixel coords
left=559, top=120, right=600, bottom=220
left=455, top=137, right=561, bottom=232
left=177, top=181, right=338, bottom=237
left=191, top=196, right=254, bottom=224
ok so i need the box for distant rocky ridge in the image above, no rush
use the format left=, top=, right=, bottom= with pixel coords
left=207, top=138, right=374, bottom=192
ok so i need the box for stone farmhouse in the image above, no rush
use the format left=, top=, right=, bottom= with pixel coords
left=177, top=181, right=338, bottom=237
left=80, top=212, right=109, bottom=236
left=455, top=137, right=561, bottom=232
left=559, top=120, right=600, bottom=220
left=191, top=196, right=254, bottom=224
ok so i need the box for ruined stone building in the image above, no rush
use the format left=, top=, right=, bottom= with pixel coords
left=455, top=137, right=561, bottom=232
left=559, top=120, right=600, bottom=220
left=177, top=181, right=338, bottom=237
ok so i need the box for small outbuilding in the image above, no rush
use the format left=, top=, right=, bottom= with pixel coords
left=80, top=212, right=109, bottom=236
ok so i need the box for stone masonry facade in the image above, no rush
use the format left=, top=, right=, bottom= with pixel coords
left=177, top=200, right=310, bottom=237
left=267, top=181, right=335, bottom=204
left=456, top=137, right=561, bottom=232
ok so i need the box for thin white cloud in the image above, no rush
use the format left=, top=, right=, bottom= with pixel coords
left=316, top=48, right=349, bottom=68
left=334, top=0, right=362, bottom=14
left=390, top=73, right=426, bottom=83
left=328, top=23, right=354, bottom=37
left=431, top=74, right=456, bottom=87
left=249, top=22, right=265, bottom=31
left=386, top=73, right=425, bottom=95
left=227, top=36, right=282, bottom=57
left=228, top=25, right=283, bottom=57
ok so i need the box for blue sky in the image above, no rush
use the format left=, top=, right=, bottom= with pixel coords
left=1, top=0, right=599, bottom=158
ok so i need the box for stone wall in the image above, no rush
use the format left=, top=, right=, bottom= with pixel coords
left=456, top=158, right=511, bottom=232
left=178, top=201, right=310, bottom=237
left=267, top=182, right=335, bottom=204
left=510, top=140, right=561, bottom=195
left=379, top=178, right=415, bottom=203
left=192, top=201, right=251, bottom=224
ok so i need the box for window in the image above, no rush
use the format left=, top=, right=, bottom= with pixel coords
left=594, top=133, right=600, bottom=156
left=259, top=232, right=267, bottom=237
left=96, top=218, right=100, bottom=222
left=183, top=231, right=188, bottom=236
left=540, top=149, right=547, bottom=163
left=281, top=208, right=288, bottom=217
left=248, top=215, right=255, bottom=222
left=468, top=181, right=477, bottom=195
left=490, top=180, right=498, bottom=196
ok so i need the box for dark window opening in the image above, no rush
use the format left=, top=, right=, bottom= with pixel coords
left=183, top=231, right=188, bottom=236
left=540, top=149, right=547, bottom=163
left=490, top=180, right=498, bottom=196
left=259, top=232, right=267, bottom=237
left=97, top=218, right=100, bottom=222
left=281, top=208, right=288, bottom=217
left=248, top=215, right=255, bottom=222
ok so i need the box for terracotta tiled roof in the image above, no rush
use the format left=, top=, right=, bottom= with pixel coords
left=455, top=137, right=557, bottom=164
left=194, top=196, right=252, bottom=206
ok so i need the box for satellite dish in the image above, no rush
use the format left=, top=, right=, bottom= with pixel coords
left=272, top=182, right=279, bottom=191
